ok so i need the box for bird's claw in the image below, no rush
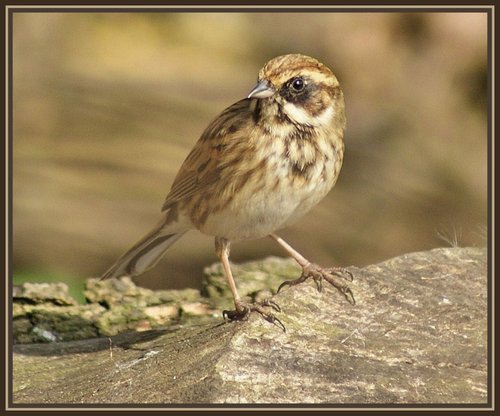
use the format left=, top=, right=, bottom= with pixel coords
left=223, top=299, right=286, bottom=332
left=325, top=267, right=354, bottom=282
left=277, top=274, right=307, bottom=293
left=277, top=263, right=355, bottom=305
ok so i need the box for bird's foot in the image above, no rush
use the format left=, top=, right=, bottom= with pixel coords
left=278, top=263, right=355, bottom=305
left=223, top=299, right=286, bottom=332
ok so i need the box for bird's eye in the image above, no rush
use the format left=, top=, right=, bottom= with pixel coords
left=291, top=78, right=305, bottom=92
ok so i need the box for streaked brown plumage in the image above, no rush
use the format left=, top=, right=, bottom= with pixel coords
left=102, top=54, right=354, bottom=330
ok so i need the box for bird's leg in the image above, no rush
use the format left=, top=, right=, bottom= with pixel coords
left=214, top=237, right=285, bottom=331
left=269, top=233, right=355, bottom=305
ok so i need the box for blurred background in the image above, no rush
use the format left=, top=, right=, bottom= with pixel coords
left=13, top=12, right=488, bottom=295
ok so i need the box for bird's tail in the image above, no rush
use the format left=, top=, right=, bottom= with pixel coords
left=101, top=217, right=187, bottom=280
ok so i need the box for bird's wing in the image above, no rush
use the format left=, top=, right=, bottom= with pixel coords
left=161, top=98, right=254, bottom=212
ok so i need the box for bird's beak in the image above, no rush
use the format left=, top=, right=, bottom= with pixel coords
left=247, top=80, right=275, bottom=99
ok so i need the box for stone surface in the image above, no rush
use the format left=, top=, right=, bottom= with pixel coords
left=12, top=247, right=488, bottom=405
left=202, top=256, right=300, bottom=309
left=13, top=258, right=292, bottom=343
left=13, top=276, right=218, bottom=342
left=13, top=282, right=77, bottom=306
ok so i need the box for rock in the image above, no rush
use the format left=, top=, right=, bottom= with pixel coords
left=12, top=247, right=487, bottom=404
left=84, top=276, right=161, bottom=308
left=202, top=256, right=300, bottom=309
left=13, top=282, right=77, bottom=306
left=12, top=258, right=293, bottom=343
left=13, top=277, right=219, bottom=342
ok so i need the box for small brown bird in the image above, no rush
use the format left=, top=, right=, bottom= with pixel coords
left=102, top=54, right=354, bottom=330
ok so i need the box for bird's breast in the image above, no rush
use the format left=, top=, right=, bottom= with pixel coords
left=195, top=131, right=344, bottom=241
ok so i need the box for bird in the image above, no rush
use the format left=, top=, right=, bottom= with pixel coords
left=101, top=54, right=354, bottom=331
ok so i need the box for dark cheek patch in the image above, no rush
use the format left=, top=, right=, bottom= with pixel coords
left=281, top=83, right=330, bottom=118
left=280, top=83, right=313, bottom=104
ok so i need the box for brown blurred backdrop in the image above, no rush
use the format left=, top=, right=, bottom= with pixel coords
left=13, top=12, right=488, bottom=293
